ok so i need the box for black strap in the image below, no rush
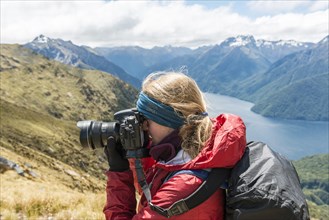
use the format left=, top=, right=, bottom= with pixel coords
left=150, top=168, right=231, bottom=217
left=135, top=159, right=152, bottom=203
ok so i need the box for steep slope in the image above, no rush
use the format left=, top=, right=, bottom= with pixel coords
left=24, top=35, right=141, bottom=88
left=0, top=43, right=138, bottom=185
left=197, top=48, right=270, bottom=94
left=0, top=44, right=139, bottom=218
left=245, top=36, right=329, bottom=121
left=251, top=74, right=328, bottom=120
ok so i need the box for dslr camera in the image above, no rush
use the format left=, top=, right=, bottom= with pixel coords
left=77, top=108, right=149, bottom=158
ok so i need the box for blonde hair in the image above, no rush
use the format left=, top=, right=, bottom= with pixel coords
left=142, top=71, right=213, bottom=158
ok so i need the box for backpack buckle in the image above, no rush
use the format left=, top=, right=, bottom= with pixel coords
left=167, top=200, right=189, bottom=217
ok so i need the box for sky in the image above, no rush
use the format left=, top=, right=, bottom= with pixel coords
left=1, top=0, right=328, bottom=48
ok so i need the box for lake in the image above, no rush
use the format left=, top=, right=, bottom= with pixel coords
left=204, top=92, right=329, bottom=160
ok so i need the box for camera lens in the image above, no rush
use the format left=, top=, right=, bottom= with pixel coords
left=77, top=120, right=94, bottom=149
left=77, top=120, right=120, bottom=150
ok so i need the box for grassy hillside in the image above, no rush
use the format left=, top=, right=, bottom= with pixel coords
left=294, top=154, right=329, bottom=195
left=293, top=154, right=329, bottom=220
left=0, top=44, right=138, bottom=219
left=1, top=44, right=137, bottom=121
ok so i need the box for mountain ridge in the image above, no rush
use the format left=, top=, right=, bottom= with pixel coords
left=24, top=35, right=141, bottom=88
left=22, top=34, right=328, bottom=121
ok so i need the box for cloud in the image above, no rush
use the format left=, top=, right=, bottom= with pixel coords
left=1, top=0, right=328, bottom=48
left=252, top=10, right=329, bottom=42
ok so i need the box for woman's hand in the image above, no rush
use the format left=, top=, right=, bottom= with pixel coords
left=104, top=137, right=129, bottom=172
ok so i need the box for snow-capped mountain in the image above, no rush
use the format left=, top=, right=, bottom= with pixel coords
left=218, top=35, right=314, bottom=62
left=33, top=34, right=49, bottom=44
left=255, top=38, right=314, bottom=63
left=220, top=35, right=257, bottom=48
left=24, top=35, right=141, bottom=88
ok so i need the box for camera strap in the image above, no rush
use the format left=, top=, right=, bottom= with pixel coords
left=135, top=159, right=152, bottom=202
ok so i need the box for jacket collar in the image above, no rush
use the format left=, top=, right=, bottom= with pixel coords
left=149, top=130, right=181, bottom=162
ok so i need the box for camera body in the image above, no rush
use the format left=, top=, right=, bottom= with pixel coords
left=77, top=108, right=149, bottom=158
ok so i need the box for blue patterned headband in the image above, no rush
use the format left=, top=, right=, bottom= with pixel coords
left=136, top=92, right=185, bottom=129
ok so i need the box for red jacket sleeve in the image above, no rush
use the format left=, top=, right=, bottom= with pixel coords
left=103, top=170, right=137, bottom=220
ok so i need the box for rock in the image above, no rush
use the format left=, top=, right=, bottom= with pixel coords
left=64, top=169, right=80, bottom=178
left=0, top=156, right=24, bottom=176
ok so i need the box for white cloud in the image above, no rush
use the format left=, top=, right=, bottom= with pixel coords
left=252, top=10, right=329, bottom=43
left=1, top=0, right=328, bottom=48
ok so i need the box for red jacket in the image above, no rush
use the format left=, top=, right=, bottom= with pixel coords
left=104, top=113, right=246, bottom=219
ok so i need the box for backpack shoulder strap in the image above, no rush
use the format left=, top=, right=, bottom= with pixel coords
left=163, top=169, right=210, bottom=183
left=149, top=168, right=231, bottom=218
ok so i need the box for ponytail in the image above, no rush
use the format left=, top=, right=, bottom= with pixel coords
left=179, top=114, right=212, bottom=158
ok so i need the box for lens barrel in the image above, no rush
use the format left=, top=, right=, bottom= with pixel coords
left=76, top=120, right=119, bottom=149
left=77, top=120, right=94, bottom=149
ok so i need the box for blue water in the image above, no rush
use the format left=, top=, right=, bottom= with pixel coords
left=204, top=92, right=329, bottom=160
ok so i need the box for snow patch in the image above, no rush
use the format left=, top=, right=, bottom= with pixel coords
left=34, top=35, right=49, bottom=44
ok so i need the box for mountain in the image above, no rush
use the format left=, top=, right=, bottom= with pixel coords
left=134, top=35, right=326, bottom=121
left=189, top=36, right=272, bottom=94
left=256, top=38, right=314, bottom=63
left=219, top=35, right=314, bottom=63
left=141, top=35, right=271, bottom=94
left=94, top=45, right=193, bottom=79
left=139, top=35, right=312, bottom=94
left=140, top=35, right=312, bottom=79
left=245, top=35, right=329, bottom=121
left=24, top=35, right=141, bottom=88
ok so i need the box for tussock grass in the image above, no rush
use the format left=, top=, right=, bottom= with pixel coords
left=0, top=148, right=105, bottom=219
left=1, top=180, right=105, bottom=219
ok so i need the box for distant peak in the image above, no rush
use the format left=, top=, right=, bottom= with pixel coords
left=222, top=35, right=256, bottom=47
left=33, top=34, right=49, bottom=44
left=275, top=39, right=303, bottom=47
left=256, top=38, right=310, bottom=48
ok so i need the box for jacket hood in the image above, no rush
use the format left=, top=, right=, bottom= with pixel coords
left=155, top=113, right=247, bottom=171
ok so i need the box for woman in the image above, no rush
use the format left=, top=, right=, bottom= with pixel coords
left=103, top=72, right=246, bottom=219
